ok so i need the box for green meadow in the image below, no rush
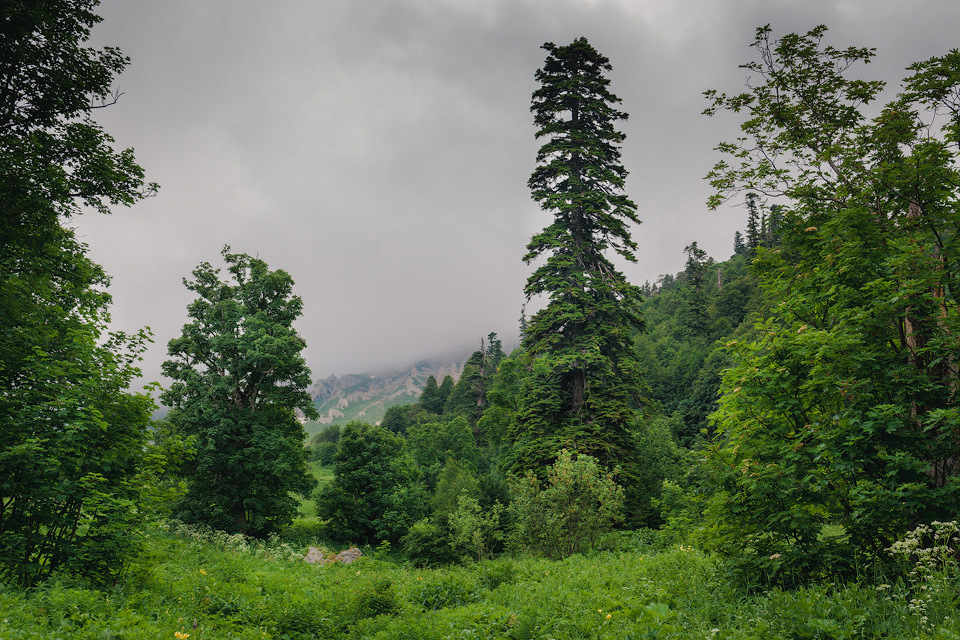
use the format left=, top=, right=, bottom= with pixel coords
left=2, top=520, right=958, bottom=640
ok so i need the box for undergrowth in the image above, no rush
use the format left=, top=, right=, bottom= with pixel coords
left=1, top=521, right=958, bottom=639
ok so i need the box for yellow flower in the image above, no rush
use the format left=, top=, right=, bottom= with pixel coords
left=606, top=614, right=612, bottom=619
left=174, top=633, right=190, bottom=639
left=199, top=568, right=207, bottom=575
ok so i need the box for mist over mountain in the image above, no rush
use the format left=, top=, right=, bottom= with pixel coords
left=307, top=357, right=466, bottom=433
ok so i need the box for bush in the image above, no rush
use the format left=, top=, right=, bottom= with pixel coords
left=448, top=494, right=505, bottom=562
left=280, top=518, right=329, bottom=547
left=348, top=577, right=400, bottom=620
left=509, top=449, right=624, bottom=558
left=403, top=518, right=457, bottom=567
left=404, top=570, right=479, bottom=610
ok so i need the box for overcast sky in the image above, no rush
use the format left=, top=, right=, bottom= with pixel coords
left=73, top=0, right=960, bottom=386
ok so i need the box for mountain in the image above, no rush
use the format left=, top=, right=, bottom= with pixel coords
left=305, top=357, right=465, bottom=434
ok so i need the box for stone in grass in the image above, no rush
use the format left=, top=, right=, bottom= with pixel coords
left=305, top=546, right=362, bottom=565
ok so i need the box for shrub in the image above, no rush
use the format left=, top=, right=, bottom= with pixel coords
left=348, top=577, right=400, bottom=620
left=509, top=449, right=624, bottom=558
left=448, top=494, right=505, bottom=562
left=405, top=571, right=479, bottom=610
left=403, top=518, right=457, bottom=567
left=280, top=518, right=329, bottom=547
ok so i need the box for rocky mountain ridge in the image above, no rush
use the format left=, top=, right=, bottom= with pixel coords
left=307, top=357, right=465, bottom=430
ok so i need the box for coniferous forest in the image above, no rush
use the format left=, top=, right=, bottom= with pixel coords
left=3, top=2, right=960, bottom=638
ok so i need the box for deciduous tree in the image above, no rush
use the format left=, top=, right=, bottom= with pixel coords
left=703, top=25, right=960, bottom=578
left=162, top=248, right=317, bottom=537
left=315, top=421, right=426, bottom=544
left=0, top=0, right=161, bottom=584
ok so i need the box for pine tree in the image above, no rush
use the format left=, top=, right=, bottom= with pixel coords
left=683, top=241, right=710, bottom=336
left=512, top=38, right=645, bottom=484
left=745, top=192, right=761, bottom=256
left=733, top=231, right=747, bottom=256
left=418, top=375, right=444, bottom=415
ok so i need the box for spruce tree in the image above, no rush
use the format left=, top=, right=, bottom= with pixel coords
left=733, top=231, right=747, bottom=256
left=683, top=241, right=710, bottom=336
left=418, top=375, right=444, bottom=415
left=512, top=38, right=645, bottom=487
left=745, top=192, right=761, bottom=256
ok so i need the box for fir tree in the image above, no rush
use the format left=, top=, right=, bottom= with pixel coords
left=512, top=38, right=645, bottom=488
left=733, top=231, right=747, bottom=256
left=745, top=192, right=761, bottom=256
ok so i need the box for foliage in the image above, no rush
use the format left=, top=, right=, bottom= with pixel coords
left=418, top=375, right=446, bottom=415
left=629, top=415, right=684, bottom=525
left=6, top=521, right=960, bottom=639
left=509, top=450, right=624, bottom=559
left=307, top=424, right=341, bottom=465
left=406, top=417, right=479, bottom=490
left=0, top=0, right=161, bottom=585
left=448, top=494, right=506, bottom=562
left=315, top=421, right=427, bottom=544
left=161, top=248, right=317, bottom=538
left=475, top=354, right=524, bottom=445
left=512, top=37, right=645, bottom=481
left=402, top=517, right=459, bottom=567
left=444, top=334, right=507, bottom=427
left=430, top=458, right=480, bottom=517
left=380, top=403, right=413, bottom=434
left=702, top=25, right=960, bottom=578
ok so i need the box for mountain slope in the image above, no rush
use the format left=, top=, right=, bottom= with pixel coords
left=306, top=358, right=464, bottom=434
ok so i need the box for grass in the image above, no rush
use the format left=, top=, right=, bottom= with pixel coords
left=296, top=461, right=335, bottom=517
left=2, top=523, right=958, bottom=639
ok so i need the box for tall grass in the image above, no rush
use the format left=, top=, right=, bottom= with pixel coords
left=1, top=521, right=958, bottom=639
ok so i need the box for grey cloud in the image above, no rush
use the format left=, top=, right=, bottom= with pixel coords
left=74, top=0, right=960, bottom=386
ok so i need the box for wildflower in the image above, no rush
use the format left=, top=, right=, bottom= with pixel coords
left=769, top=553, right=781, bottom=559
left=199, top=568, right=207, bottom=575
left=606, top=614, right=612, bottom=619
left=174, top=633, right=190, bottom=639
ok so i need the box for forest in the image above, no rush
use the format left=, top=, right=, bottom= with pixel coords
left=3, top=1, right=960, bottom=638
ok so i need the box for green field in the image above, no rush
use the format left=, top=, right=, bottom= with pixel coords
left=296, top=461, right=335, bottom=517
left=2, top=520, right=957, bottom=640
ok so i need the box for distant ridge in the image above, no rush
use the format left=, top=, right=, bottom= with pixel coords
left=306, top=357, right=465, bottom=434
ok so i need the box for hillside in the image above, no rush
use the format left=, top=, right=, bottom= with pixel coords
left=306, top=357, right=465, bottom=433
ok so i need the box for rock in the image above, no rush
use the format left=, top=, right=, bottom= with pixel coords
left=331, top=547, right=362, bottom=564
left=304, top=547, right=325, bottom=564
left=303, top=546, right=362, bottom=565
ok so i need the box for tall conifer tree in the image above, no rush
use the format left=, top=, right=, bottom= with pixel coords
left=512, top=38, right=645, bottom=486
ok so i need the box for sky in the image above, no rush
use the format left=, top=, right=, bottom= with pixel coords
left=73, top=0, right=960, bottom=386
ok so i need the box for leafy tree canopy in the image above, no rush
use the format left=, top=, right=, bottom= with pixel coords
left=0, top=0, right=161, bottom=585
left=315, top=421, right=426, bottom=544
left=162, top=247, right=317, bottom=538
left=702, top=25, right=960, bottom=578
